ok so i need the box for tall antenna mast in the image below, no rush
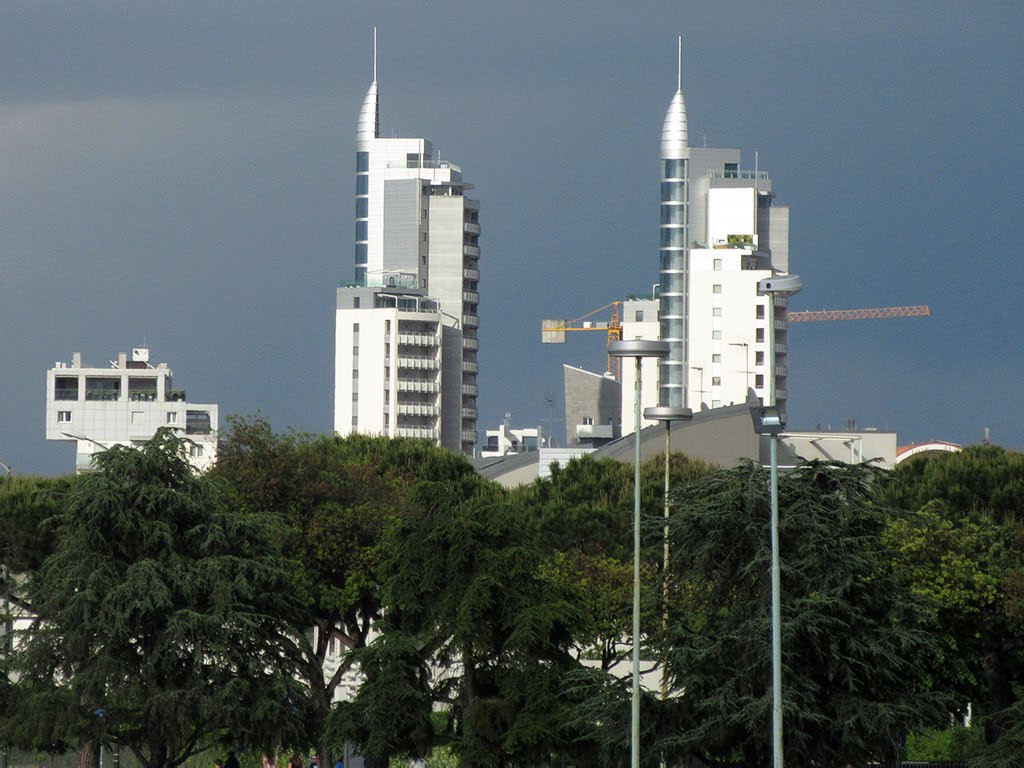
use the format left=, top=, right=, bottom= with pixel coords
left=373, top=26, right=378, bottom=82
left=677, top=35, right=682, bottom=92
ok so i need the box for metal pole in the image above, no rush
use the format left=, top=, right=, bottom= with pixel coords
left=770, top=433, right=783, bottom=767
left=631, top=356, right=642, bottom=768
left=661, top=420, right=670, bottom=698
left=767, top=294, right=784, bottom=768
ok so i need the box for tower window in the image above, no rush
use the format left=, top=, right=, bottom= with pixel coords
left=57, top=411, right=72, bottom=423
left=356, top=152, right=369, bottom=172
left=713, top=284, right=722, bottom=294
left=755, top=329, right=765, bottom=342
left=756, top=304, right=765, bottom=319
left=356, top=175, right=368, bottom=194
left=724, top=162, right=738, bottom=179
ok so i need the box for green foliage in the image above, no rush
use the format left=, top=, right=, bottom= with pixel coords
left=655, top=460, right=953, bottom=766
left=213, top=417, right=482, bottom=767
left=0, top=474, right=68, bottom=574
left=376, top=483, right=585, bottom=767
left=906, top=724, right=982, bottom=761
left=5, top=430, right=304, bottom=766
left=883, top=446, right=1024, bottom=752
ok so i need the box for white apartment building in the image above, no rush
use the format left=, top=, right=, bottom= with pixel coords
left=335, top=44, right=479, bottom=454
left=45, top=347, right=218, bottom=472
left=335, top=290, right=445, bottom=442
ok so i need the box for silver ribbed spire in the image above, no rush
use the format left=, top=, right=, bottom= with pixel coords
left=356, top=28, right=379, bottom=145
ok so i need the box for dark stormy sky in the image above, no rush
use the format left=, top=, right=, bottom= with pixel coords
left=2, top=1, right=1022, bottom=474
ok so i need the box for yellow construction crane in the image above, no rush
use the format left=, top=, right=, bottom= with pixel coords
left=542, top=302, right=623, bottom=377
left=541, top=302, right=931, bottom=378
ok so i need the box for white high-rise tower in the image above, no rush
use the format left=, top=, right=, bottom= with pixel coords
left=335, top=31, right=480, bottom=454
left=622, top=41, right=796, bottom=434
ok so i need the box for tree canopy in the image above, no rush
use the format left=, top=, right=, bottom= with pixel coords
left=652, top=460, right=955, bottom=767
left=4, top=430, right=304, bottom=768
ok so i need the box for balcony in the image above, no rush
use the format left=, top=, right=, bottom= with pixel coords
left=463, top=268, right=480, bottom=281
left=84, top=390, right=120, bottom=401
left=577, top=424, right=614, bottom=440
left=128, top=391, right=158, bottom=402
left=396, top=426, right=438, bottom=440
left=397, top=356, right=439, bottom=370
left=397, top=403, right=439, bottom=417
left=463, top=290, right=479, bottom=304
left=463, top=314, right=479, bottom=328
left=396, top=380, right=439, bottom=393
left=463, top=221, right=481, bottom=236
left=397, top=332, right=438, bottom=347
left=461, top=430, right=477, bottom=444
left=462, top=361, right=479, bottom=374
left=166, top=390, right=187, bottom=402
left=462, top=384, right=479, bottom=397
left=463, top=245, right=480, bottom=258
left=461, top=407, right=478, bottom=420
left=463, top=337, right=479, bottom=351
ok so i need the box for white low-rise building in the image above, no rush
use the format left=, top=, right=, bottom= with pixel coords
left=45, top=347, right=218, bottom=472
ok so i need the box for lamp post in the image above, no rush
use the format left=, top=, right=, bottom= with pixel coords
left=690, top=365, right=704, bottom=407
left=754, top=274, right=802, bottom=768
left=609, top=339, right=669, bottom=768
left=729, top=341, right=750, bottom=392
left=643, top=405, right=692, bottom=701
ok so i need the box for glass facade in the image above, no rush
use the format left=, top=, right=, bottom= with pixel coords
left=355, top=152, right=369, bottom=282
left=659, top=157, right=688, bottom=408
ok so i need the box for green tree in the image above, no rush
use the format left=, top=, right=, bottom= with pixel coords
left=213, top=417, right=480, bottom=767
left=367, top=481, right=585, bottom=767
left=653, top=460, right=952, bottom=767
left=6, top=431, right=304, bottom=768
left=515, top=453, right=714, bottom=673
left=881, top=445, right=1024, bottom=758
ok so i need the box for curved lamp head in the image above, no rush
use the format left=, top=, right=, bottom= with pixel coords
left=644, top=406, right=693, bottom=422
left=757, top=274, right=803, bottom=297
left=608, top=339, right=670, bottom=359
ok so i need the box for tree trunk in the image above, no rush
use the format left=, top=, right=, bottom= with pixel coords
left=983, top=640, right=1015, bottom=744
left=75, top=739, right=100, bottom=768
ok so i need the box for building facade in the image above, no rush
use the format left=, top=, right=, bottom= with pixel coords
left=335, top=47, right=479, bottom=454
left=622, top=55, right=795, bottom=431
left=45, top=347, right=218, bottom=472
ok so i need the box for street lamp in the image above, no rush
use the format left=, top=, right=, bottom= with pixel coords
left=690, top=365, right=704, bottom=407
left=609, top=339, right=669, bottom=768
left=643, top=405, right=692, bottom=707
left=755, top=273, right=802, bottom=768
left=729, top=341, right=751, bottom=392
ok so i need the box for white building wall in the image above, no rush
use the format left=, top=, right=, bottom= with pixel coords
left=46, top=350, right=218, bottom=472
left=335, top=307, right=395, bottom=436
left=620, top=299, right=663, bottom=436
left=688, top=248, right=772, bottom=410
